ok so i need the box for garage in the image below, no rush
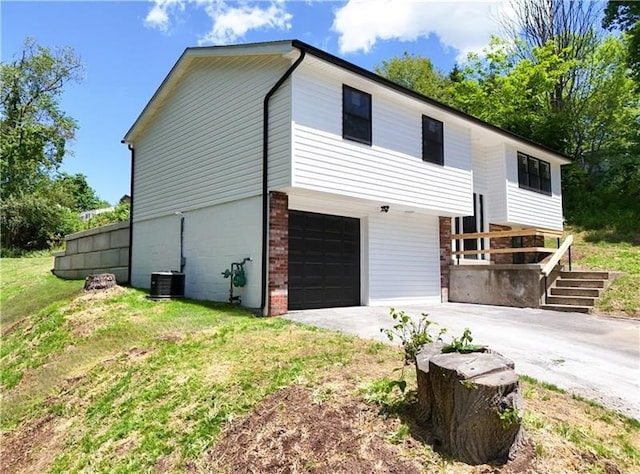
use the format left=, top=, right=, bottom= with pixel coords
left=288, top=210, right=360, bottom=310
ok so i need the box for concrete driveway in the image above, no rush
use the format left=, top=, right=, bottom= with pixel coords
left=284, top=303, right=640, bottom=419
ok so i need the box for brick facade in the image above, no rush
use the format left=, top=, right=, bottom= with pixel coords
left=268, top=191, right=288, bottom=316
left=439, top=217, right=451, bottom=302
left=489, top=224, right=545, bottom=264
left=522, top=234, right=545, bottom=263
left=489, top=223, right=513, bottom=265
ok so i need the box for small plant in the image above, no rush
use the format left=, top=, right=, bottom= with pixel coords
left=361, top=378, right=409, bottom=415
left=388, top=424, right=410, bottom=444
left=441, top=327, right=485, bottom=354
left=498, top=407, right=521, bottom=427
left=459, top=379, right=478, bottom=389
left=381, top=308, right=439, bottom=364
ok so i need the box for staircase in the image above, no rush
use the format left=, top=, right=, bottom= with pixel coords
left=541, top=270, right=612, bottom=313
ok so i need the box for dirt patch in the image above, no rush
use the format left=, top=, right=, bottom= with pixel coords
left=127, top=346, right=154, bottom=360
left=201, top=384, right=424, bottom=474
left=155, top=332, right=184, bottom=342
left=197, top=383, right=541, bottom=474
left=0, top=414, right=69, bottom=474
left=1, top=317, right=27, bottom=337
left=65, top=286, right=128, bottom=337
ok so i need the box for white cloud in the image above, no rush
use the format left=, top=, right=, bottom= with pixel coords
left=144, top=0, right=292, bottom=44
left=144, top=0, right=186, bottom=32
left=199, top=0, right=292, bottom=45
left=332, top=0, right=512, bottom=60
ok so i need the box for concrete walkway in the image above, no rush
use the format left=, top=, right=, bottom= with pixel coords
left=284, top=303, right=640, bottom=419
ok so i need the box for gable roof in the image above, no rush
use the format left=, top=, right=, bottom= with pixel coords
left=123, top=39, right=571, bottom=162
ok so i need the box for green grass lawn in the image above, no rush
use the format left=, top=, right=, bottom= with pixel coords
left=568, top=229, right=640, bottom=316
left=1, top=256, right=638, bottom=473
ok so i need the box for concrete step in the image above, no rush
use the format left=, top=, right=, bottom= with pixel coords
left=560, top=271, right=610, bottom=280
left=545, top=295, right=595, bottom=306
left=550, top=287, right=601, bottom=298
left=555, top=278, right=605, bottom=288
left=540, top=304, right=592, bottom=313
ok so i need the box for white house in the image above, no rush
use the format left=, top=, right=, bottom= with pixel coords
left=122, top=40, right=571, bottom=315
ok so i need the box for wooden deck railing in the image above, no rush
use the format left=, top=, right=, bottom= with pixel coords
left=541, top=234, right=573, bottom=276
left=540, top=234, right=573, bottom=304
left=450, top=228, right=563, bottom=259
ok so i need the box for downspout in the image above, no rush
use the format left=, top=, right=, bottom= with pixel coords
left=260, top=47, right=306, bottom=315
left=126, top=143, right=135, bottom=284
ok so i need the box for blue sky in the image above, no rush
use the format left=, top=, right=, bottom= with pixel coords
left=2, top=0, right=511, bottom=205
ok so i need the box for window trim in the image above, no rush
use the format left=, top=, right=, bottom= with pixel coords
left=422, top=115, right=444, bottom=165
left=517, top=152, right=551, bottom=195
left=342, top=85, right=372, bottom=145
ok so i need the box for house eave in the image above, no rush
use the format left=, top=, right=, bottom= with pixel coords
left=122, top=40, right=298, bottom=144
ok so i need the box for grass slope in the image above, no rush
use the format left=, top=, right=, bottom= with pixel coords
left=569, top=229, right=640, bottom=317
left=1, top=257, right=638, bottom=473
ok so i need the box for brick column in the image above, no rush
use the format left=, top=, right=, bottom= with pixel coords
left=489, top=223, right=513, bottom=265
left=439, top=217, right=451, bottom=303
left=522, top=234, right=545, bottom=263
left=268, top=191, right=288, bottom=316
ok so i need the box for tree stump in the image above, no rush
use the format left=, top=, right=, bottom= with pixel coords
left=416, top=344, right=524, bottom=465
left=84, top=273, right=117, bottom=291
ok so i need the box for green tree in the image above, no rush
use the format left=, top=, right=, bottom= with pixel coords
left=54, top=172, right=108, bottom=212
left=0, top=188, right=82, bottom=250
left=0, top=38, right=86, bottom=251
left=499, top=0, right=603, bottom=117
left=375, top=52, right=452, bottom=103
left=0, top=37, right=83, bottom=198
left=449, top=38, right=575, bottom=152
left=84, top=201, right=130, bottom=229
left=603, top=0, right=640, bottom=87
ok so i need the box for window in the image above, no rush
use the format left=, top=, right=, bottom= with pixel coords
left=422, top=115, right=444, bottom=165
left=517, top=152, right=551, bottom=194
left=342, top=85, right=372, bottom=145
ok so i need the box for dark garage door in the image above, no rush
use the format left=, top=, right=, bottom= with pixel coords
left=289, top=211, right=360, bottom=310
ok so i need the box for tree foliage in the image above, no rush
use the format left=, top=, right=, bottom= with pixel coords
left=448, top=38, right=576, bottom=152
left=603, top=0, right=640, bottom=87
left=0, top=37, right=83, bottom=199
left=84, top=201, right=130, bottom=229
left=375, top=52, right=452, bottom=103
left=54, top=172, right=109, bottom=212
left=0, top=188, right=82, bottom=250
left=0, top=38, right=101, bottom=251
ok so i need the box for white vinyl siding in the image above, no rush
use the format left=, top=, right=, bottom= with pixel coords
left=482, top=144, right=563, bottom=229
left=484, top=144, right=508, bottom=224
left=267, top=82, right=293, bottom=190
left=505, top=146, right=563, bottom=230
left=133, top=55, right=291, bottom=222
left=368, top=213, right=440, bottom=305
left=290, top=64, right=473, bottom=216
left=132, top=196, right=262, bottom=306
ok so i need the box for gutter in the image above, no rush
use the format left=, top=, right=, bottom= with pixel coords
left=260, top=47, right=306, bottom=316
left=122, top=141, right=135, bottom=285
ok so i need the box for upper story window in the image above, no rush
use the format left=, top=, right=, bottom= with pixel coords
left=343, top=85, right=372, bottom=145
left=422, top=115, right=444, bottom=165
left=518, top=152, right=551, bottom=195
